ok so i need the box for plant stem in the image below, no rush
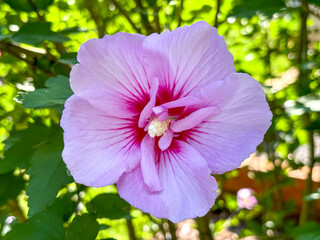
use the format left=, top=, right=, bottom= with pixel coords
left=196, top=214, right=213, bottom=240
left=168, top=220, right=177, bottom=240
left=126, top=219, right=137, bottom=240
left=297, top=8, right=308, bottom=93
left=159, top=219, right=168, bottom=240
left=299, top=130, right=315, bottom=225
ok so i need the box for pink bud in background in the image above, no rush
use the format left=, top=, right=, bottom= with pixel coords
left=237, top=188, right=258, bottom=210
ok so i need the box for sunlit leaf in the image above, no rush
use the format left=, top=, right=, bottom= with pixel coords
left=26, top=131, right=73, bottom=216
left=58, top=52, right=78, bottom=65
left=17, top=75, right=73, bottom=112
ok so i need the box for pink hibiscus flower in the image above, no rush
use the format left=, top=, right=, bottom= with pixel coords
left=61, top=21, right=272, bottom=222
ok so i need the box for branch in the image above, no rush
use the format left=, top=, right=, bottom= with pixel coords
left=84, top=0, right=106, bottom=38
left=0, top=40, right=71, bottom=76
left=177, top=0, right=184, bottom=27
left=134, top=0, right=154, bottom=34
left=0, top=44, right=54, bottom=76
left=27, top=0, right=45, bottom=22
left=1, top=41, right=45, bottom=58
left=301, top=0, right=320, bottom=20
left=110, top=0, right=142, bottom=33
left=153, top=4, right=161, bottom=33
left=214, top=0, right=222, bottom=28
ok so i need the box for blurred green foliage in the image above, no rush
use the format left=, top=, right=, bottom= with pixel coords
left=0, top=0, right=319, bottom=239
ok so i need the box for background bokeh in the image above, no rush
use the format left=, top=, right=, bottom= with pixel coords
left=0, top=0, right=320, bottom=239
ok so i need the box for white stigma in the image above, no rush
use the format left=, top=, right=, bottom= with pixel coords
left=148, top=118, right=170, bottom=138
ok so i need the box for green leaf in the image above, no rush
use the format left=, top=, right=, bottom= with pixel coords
left=17, top=75, right=73, bottom=112
left=4, top=210, right=64, bottom=240
left=0, top=33, right=12, bottom=41
left=0, top=172, right=25, bottom=205
left=4, top=0, right=34, bottom=12
left=58, top=52, right=78, bottom=65
left=4, top=0, right=53, bottom=11
left=290, top=221, right=320, bottom=240
left=229, top=0, right=286, bottom=19
left=60, top=27, right=87, bottom=34
left=48, top=193, right=77, bottom=222
left=308, top=0, right=320, bottom=6
left=0, top=125, right=51, bottom=174
left=12, top=22, right=70, bottom=44
left=87, top=193, right=131, bottom=220
left=34, top=0, right=54, bottom=10
left=65, top=214, right=99, bottom=240
left=26, top=131, right=73, bottom=217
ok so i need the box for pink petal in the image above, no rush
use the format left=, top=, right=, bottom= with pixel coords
left=142, top=21, right=235, bottom=97
left=71, top=33, right=150, bottom=103
left=158, top=96, right=202, bottom=109
left=158, top=128, right=174, bottom=151
left=138, top=78, right=159, bottom=128
left=61, top=95, right=141, bottom=187
left=153, top=106, right=166, bottom=115
left=140, top=135, right=162, bottom=192
left=184, top=73, right=272, bottom=174
left=171, top=106, right=220, bottom=132
left=79, top=88, right=140, bottom=118
left=158, top=111, right=169, bottom=121
left=117, top=140, right=217, bottom=223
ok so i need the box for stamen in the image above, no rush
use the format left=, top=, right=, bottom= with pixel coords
left=148, top=118, right=170, bottom=138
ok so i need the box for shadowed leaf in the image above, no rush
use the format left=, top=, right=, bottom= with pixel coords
left=65, top=214, right=99, bottom=240
left=87, top=193, right=132, bottom=220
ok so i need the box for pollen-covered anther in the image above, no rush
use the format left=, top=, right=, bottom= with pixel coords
left=148, top=118, right=170, bottom=138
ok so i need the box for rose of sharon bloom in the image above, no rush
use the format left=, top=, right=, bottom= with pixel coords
left=237, top=188, right=258, bottom=210
left=61, top=21, right=272, bottom=223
